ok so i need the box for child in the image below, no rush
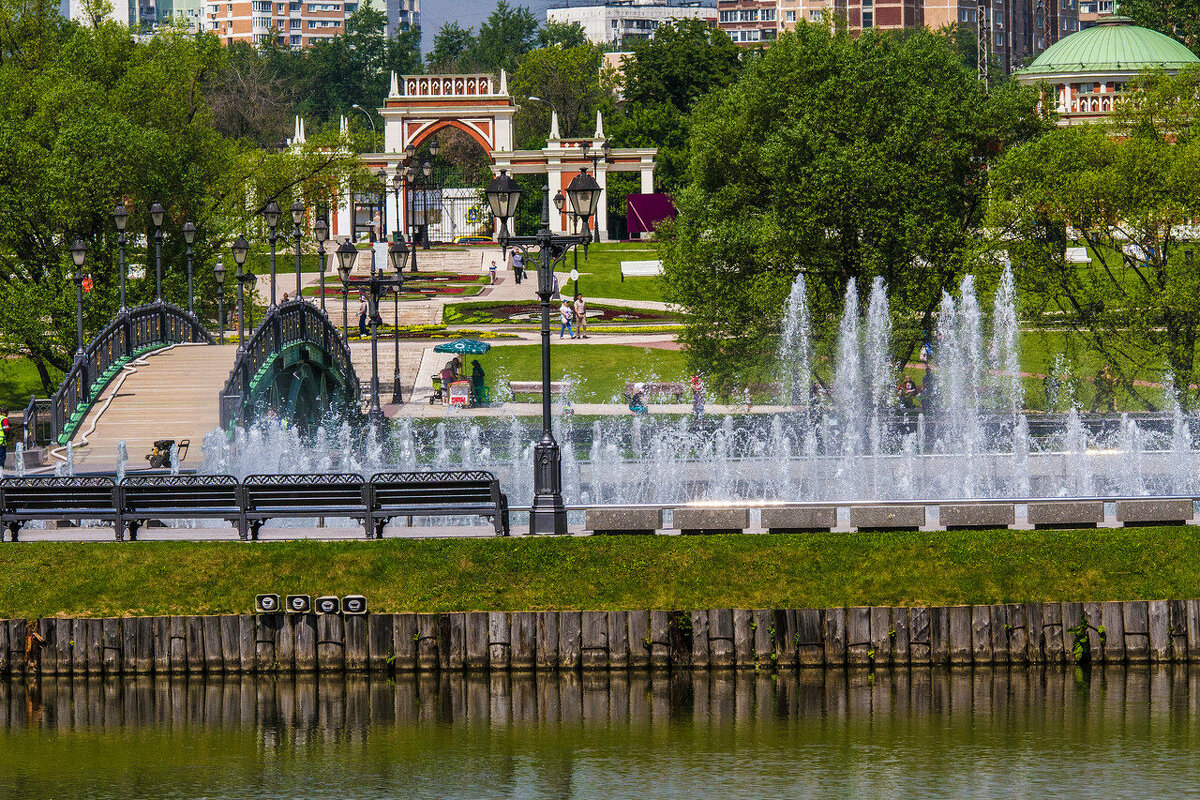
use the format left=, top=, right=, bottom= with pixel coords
left=489, top=260, right=497, bottom=284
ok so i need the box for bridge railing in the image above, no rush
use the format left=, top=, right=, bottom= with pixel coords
left=220, top=299, right=360, bottom=429
left=51, top=302, right=214, bottom=445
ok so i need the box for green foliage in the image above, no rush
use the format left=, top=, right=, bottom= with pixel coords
left=608, top=19, right=743, bottom=191
left=473, top=1, right=538, bottom=73
left=0, top=5, right=367, bottom=392
left=537, top=20, right=587, bottom=49
left=511, top=44, right=614, bottom=146
left=659, top=24, right=1047, bottom=391
left=989, top=67, right=1200, bottom=405
left=426, top=21, right=475, bottom=72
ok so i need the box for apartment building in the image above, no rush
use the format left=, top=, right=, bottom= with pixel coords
left=547, top=0, right=716, bottom=48
left=68, top=0, right=205, bottom=33
left=205, top=0, right=416, bottom=47
left=720, top=0, right=1076, bottom=70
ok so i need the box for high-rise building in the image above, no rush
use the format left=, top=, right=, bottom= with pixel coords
left=547, top=0, right=716, bottom=48
left=205, top=0, right=416, bottom=47
left=69, top=0, right=205, bottom=33
left=722, top=0, right=1077, bottom=72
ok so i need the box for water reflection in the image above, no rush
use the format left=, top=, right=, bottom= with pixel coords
left=3, top=667, right=1200, bottom=798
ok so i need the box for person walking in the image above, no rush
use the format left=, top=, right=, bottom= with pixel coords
left=0, top=408, right=8, bottom=472
left=489, top=260, right=498, bottom=284
left=559, top=299, right=574, bottom=339
left=358, top=294, right=369, bottom=337
left=573, top=293, right=587, bottom=339
left=512, top=249, right=524, bottom=285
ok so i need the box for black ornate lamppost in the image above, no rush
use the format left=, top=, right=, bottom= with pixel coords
left=70, top=237, right=88, bottom=359
left=231, top=235, right=251, bottom=354
left=262, top=200, right=281, bottom=307
left=420, top=157, right=434, bottom=250
left=336, top=239, right=356, bottom=340
left=404, top=161, right=420, bottom=273
left=485, top=167, right=601, bottom=535
left=336, top=237, right=407, bottom=425
left=314, top=217, right=329, bottom=312
left=579, top=140, right=610, bottom=244
left=389, top=235, right=408, bottom=403
left=113, top=203, right=129, bottom=310
left=290, top=200, right=305, bottom=302
left=182, top=221, right=196, bottom=314
left=376, top=167, right=387, bottom=245
left=149, top=202, right=164, bottom=303
left=214, top=255, right=226, bottom=345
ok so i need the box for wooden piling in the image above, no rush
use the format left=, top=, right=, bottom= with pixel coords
left=536, top=612, right=560, bottom=671
left=689, top=610, right=709, bottom=669
left=343, top=614, right=369, bottom=671
left=392, top=613, right=416, bottom=672
left=558, top=611, right=582, bottom=670
left=316, top=613, right=345, bottom=672
left=627, top=610, right=650, bottom=669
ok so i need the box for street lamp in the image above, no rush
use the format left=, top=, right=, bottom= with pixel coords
left=314, top=217, right=329, bottom=312
left=149, top=202, right=164, bottom=303
left=485, top=167, right=597, bottom=535
left=375, top=167, right=387, bottom=244
left=404, top=164, right=420, bottom=272
left=182, top=221, right=196, bottom=314
left=113, top=203, right=129, bottom=310
left=579, top=141, right=610, bottom=243
left=231, top=235, right=250, bottom=354
left=291, top=199, right=305, bottom=301
left=214, top=255, right=226, bottom=345
left=262, top=200, right=281, bottom=307
left=421, top=159, right=433, bottom=250
left=336, top=239, right=357, bottom=340
left=388, top=235, right=409, bottom=403
left=70, top=236, right=88, bottom=358
left=351, top=103, right=377, bottom=150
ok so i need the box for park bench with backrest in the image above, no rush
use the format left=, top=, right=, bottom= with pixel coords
left=119, top=474, right=243, bottom=541
left=0, top=476, right=119, bottom=541
left=508, top=380, right=568, bottom=398
left=368, top=470, right=509, bottom=538
left=619, top=260, right=664, bottom=281
left=624, top=381, right=687, bottom=402
left=241, top=473, right=371, bottom=540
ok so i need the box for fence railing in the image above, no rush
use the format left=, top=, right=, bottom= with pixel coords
left=220, top=299, right=359, bottom=429
left=51, top=302, right=213, bottom=445
left=21, top=395, right=53, bottom=449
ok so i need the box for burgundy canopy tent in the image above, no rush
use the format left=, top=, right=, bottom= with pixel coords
left=626, top=193, right=676, bottom=237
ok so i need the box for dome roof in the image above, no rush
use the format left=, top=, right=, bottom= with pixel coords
left=1018, top=16, right=1199, bottom=77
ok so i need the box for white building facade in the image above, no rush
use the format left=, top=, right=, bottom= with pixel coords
left=547, top=0, right=717, bottom=48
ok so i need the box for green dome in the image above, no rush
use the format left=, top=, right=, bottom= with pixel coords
left=1019, top=16, right=1199, bottom=76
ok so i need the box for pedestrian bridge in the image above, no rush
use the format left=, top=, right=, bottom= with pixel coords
left=40, top=300, right=359, bottom=472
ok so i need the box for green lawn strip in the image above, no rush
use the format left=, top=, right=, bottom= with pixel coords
left=538, top=242, right=664, bottom=303
left=0, top=528, right=1193, bottom=618
left=482, top=343, right=686, bottom=402
left=0, top=359, right=58, bottom=410
left=444, top=300, right=677, bottom=326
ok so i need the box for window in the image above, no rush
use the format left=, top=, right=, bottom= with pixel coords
left=761, top=8, right=775, bottom=20
left=289, top=18, right=300, bottom=27
left=719, top=10, right=735, bottom=21
left=785, top=10, right=795, bottom=21
left=290, top=34, right=301, bottom=43
left=762, top=27, right=777, bottom=39
left=862, top=10, right=873, bottom=26
left=251, top=1, right=270, bottom=10
left=253, top=15, right=272, bottom=29
left=1079, top=0, right=1094, bottom=10
left=307, top=2, right=339, bottom=10
left=1098, top=0, right=1113, bottom=10
left=809, top=9, right=822, bottom=19
left=995, top=32, right=1003, bottom=45
left=289, top=2, right=299, bottom=8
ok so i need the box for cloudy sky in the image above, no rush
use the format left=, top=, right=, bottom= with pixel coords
left=420, top=0, right=558, bottom=53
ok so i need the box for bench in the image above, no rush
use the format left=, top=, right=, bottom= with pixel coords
left=508, top=380, right=568, bottom=398
left=369, top=470, right=509, bottom=537
left=119, top=475, right=243, bottom=541
left=1064, top=246, right=1090, bottom=264
left=619, top=260, right=663, bottom=281
left=624, top=381, right=686, bottom=402
left=242, top=473, right=370, bottom=540
left=1, top=476, right=120, bottom=541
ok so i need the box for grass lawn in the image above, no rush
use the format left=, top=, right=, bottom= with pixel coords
left=546, top=242, right=665, bottom=303
left=0, top=527, right=1195, bottom=618
left=444, top=300, right=678, bottom=327
left=483, top=343, right=686, bottom=402
left=0, top=359, right=55, bottom=410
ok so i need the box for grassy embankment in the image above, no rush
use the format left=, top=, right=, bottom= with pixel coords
left=1, top=528, right=1196, bottom=618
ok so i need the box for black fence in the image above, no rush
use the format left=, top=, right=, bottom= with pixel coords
left=51, top=303, right=213, bottom=445
left=0, top=470, right=508, bottom=541
left=220, top=299, right=359, bottom=430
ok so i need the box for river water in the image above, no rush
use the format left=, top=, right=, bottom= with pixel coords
left=3, top=667, right=1199, bottom=799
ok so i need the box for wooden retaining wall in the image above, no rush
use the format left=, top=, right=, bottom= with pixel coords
left=1, top=600, right=1194, bottom=676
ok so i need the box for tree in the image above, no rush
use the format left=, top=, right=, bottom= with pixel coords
left=510, top=44, right=614, bottom=147
left=0, top=8, right=366, bottom=393
left=988, top=67, right=1200, bottom=406
left=658, top=24, right=1047, bottom=390
left=426, top=21, right=475, bottom=72
left=1120, top=0, right=1200, bottom=56
left=537, top=20, right=587, bottom=49
left=472, top=1, right=538, bottom=73
left=607, top=19, right=743, bottom=191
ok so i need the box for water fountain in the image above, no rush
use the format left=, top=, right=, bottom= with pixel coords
left=191, top=262, right=1198, bottom=508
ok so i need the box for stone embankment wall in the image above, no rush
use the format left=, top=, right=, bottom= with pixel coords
left=1, top=600, right=1195, bottom=676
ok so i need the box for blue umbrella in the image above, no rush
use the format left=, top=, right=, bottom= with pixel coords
left=433, top=339, right=492, bottom=355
